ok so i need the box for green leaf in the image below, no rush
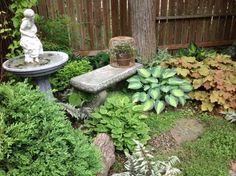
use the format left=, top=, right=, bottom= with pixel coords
left=137, top=68, right=151, bottom=78
left=128, top=81, right=142, bottom=90
left=132, top=92, right=141, bottom=103
left=165, top=95, right=178, bottom=107
left=142, top=99, right=155, bottom=111
left=127, top=76, right=140, bottom=83
left=139, top=92, right=149, bottom=102
left=152, top=66, right=162, bottom=78
left=178, top=96, right=186, bottom=106
left=155, top=100, right=165, bottom=114
left=168, top=77, right=185, bottom=85
left=144, top=85, right=150, bottom=91
left=148, top=88, right=161, bottom=100
left=160, top=86, right=171, bottom=93
left=132, top=105, right=144, bottom=112
left=179, top=83, right=193, bottom=92
left=151, top=83, right=160, bottom=89
left=162, top=69, right=176, bottom=79
left=145, top=77, right=159, bottom=83
left=171, top=89, right=184, bottom=97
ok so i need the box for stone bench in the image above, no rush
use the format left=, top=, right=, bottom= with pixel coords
left=70, top=63, right=142, bottom=93
left=70, top=63, right=142, bottom=108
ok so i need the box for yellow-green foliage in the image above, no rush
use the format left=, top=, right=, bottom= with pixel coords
left=161, top=54, right=236, bottom=111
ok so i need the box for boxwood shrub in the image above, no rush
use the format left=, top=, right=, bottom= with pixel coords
left=0, top=82, right=101, bottom=176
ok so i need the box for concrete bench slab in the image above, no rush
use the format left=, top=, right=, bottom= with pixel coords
left=70, top=63, right=142, bottom=93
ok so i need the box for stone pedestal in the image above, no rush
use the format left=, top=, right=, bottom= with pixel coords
left=34, top=76, right=54, bottom=99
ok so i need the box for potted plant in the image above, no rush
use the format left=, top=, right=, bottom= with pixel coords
left=110, top=42, right=135, bottom=66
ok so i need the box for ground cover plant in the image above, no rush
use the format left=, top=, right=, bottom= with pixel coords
left=0, top=82, right=101, bottom=176
left=161, top=54, right=236, bottom=111
left=85, top=92, right=150, bottom=152
left=174, top=114, right=236, bottom=176
left=127, top=67, right=192, bottom=114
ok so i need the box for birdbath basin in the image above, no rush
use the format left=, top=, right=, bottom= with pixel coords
left=2, top=51, right=68, bottom=98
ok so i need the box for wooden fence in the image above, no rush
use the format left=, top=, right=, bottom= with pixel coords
left=36, top=0, right=236, bottom=52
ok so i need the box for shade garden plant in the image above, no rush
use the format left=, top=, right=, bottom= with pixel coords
left=0, top=82, right=101, bottom=176
left=85, top=92, right=150, bottom=152
left=127, top=67, right=192, bottom=114
left=161, top=54, right=236, bottom=111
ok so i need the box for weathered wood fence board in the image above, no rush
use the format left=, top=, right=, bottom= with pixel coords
left=36, top=0, right=236, bottom=51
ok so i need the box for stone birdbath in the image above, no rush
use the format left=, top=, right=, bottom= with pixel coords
left=2, top=9, right=68, bottom=98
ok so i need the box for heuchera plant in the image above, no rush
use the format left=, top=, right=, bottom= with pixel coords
left=161, top=54, right=236, bottom=111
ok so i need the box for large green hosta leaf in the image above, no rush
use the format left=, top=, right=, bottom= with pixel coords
left=179, top=83, right=193, bottom=92
left=152, top=66, right=162, bottom=78
left=171, top=89, right=184, bottom=97
left=165, top=94, right=178, bottom=107
left=168, top=77, right=185, bottom=85
left=145, top=77, right=159, bottom=83
left=148, top=88, right=161, bottom=100
left=128, top=81, right=142, bottom=90
left=127, top=76, right=140, bottom=83
left=131, top=92, right=149, bottom=103
left=137, top=68, right=151, bottom=78
left=142, top=99, right=155, bottom=111
left=155, top=100, right=165, bottom=114
left=160, top=85, right=171, bottom=93
left=178, top=96, right=186, bottom=106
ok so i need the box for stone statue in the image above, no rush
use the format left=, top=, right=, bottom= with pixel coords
left=20, top=9, right=43, bottom=63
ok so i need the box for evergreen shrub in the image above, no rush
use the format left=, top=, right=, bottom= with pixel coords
left=0, top=82, right=101, bottom=176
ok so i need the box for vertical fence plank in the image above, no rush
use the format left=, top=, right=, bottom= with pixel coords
left=111, top=0, right=120, bottom=37
left=35, top=0, right=236, bottom=52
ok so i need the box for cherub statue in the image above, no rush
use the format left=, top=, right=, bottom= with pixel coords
left=20, top=9, right=43, bottom=63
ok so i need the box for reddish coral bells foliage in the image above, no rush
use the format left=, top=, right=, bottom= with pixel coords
left=161, top=55, right=236, bottom=111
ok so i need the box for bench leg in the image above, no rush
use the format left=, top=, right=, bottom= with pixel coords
left=87, top=90, right=108, bottom=109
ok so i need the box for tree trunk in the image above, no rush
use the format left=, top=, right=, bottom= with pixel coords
left=129, top=0, right=156, bottom=64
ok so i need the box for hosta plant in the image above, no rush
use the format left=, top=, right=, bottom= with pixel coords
left=161, top=54, right=236, bottom=111
left=85, top=92, right=150, bottom=152
left=127, top=67, right=192, bottom=114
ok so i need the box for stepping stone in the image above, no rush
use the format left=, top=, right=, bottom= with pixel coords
left=70, top=63, right=142, bottom=93
left=170, top=118, right=204, bottom=145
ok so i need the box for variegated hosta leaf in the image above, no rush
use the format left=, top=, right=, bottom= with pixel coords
left=155, top=101, right=165, bottom=114
left=128, top=81, right=142, bottom=90
left=178, top=96, right=186, bottom=106
left=171, top=89, right=184, bottom=97
left=142, top=99, right=155, bottom=111
left=148, top=88, right=161, bottom=100
left=168, top=77, right=185, bottom=85
left=152, top=66, right=162, bottom=78
left=165, top=95, right=178, bottom=107
left=137, top=68, right=151, bottom=78
left=179, top=83, right=193, bottom=92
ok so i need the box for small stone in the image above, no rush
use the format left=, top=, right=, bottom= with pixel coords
left=170, top=119, right=204, bottom=145
left=93, top=133, right=116, bottom=176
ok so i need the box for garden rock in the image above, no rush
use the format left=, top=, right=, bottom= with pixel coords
left=93, top=133, right=116, bottom=176
left=70, top=63, right=142, bottom=93
left=170, top=118, right=204, bottom=144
